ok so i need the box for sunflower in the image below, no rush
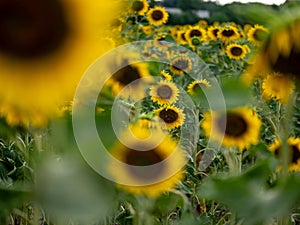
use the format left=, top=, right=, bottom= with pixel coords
left=155, top=106, right=185, bottom=130
left=170, top=56, right=193, bottom=75
left=261, top=72, right=295, bottom=103
left=105, top=54, right=151, bottom=100
left=108, top=126, right=186, bottom=197
left=249, top=17, right=300, bottom=87
left=187, top=79, right=211, bottom=96
left=149, top=80, right=179, bottom=105
left=226, top=43, right=248, bottom=60
left=247, top=24, right=269, bottom=46
left=0, top=0, right=122, bottom=126
left=201, top=107, right=262, bottom=150
left=207, top=26, right=219, bottom=41
left=129, top=0, right=149, bottom=15
left=147, top=6, right=169, bottom=26
left=269, top=137, right=300, bottom=171
left=217, top=26, right=240, bottom=43
left=185, top=26, right=207, bottom=42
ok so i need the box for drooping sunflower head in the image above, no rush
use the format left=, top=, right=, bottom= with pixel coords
left=217, top=26, right=240, bottom=43
left=129, top=0, right=149, bottom=15
left=201, top=107, right=262, bottom=150
left=262, top=72, right=295, bottom=103
left=0, top=0, right=122, bottom=126
left=149, top=80, right=179, bottom=105
left=155, top=106, right=185, bottom=130
left=268, top=137, right=300, bottom=171
left=226, top=43, right=248, bottom=60
left=108, top=126, right=186, bottom=197
left=170, top=55, right=193, bottom=75
left=247, top=24, right=269, bottom=46
left=187, top=79, right=211, bottom=96
left=147, top=6, right=169, bottom=26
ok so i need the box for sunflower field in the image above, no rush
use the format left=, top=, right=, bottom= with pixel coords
left=1, top=0, right=300, bottom=225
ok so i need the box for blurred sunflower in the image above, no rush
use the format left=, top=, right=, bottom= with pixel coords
left=217, top=26, right=240, bottom=43
left=0, top=0, right=122, bottom=126
left=170, top=56, right=192, bottom=75
left=105, top=54, right=151, bottom=100
left=155, top=106, right=185, bottom=130
left=269, top=137, right=300, bottom=171
left=108, top=126, right=186, bottom=197
left=262, top=72, right=295, bottom=103
left=129, top=0, right=149, bottom=15
left=187, top=79, right=211, bottom=96
left=149, top=80, right=179, bottom=105
left=201, top=107, right=262, bottom=150
left=250, top=14, right=300, bottom=87
left=247, top=24, right=269, bottom=46
left=147, top=6, right=169, bottom=26
left=226, top=43, right=248, bottom=60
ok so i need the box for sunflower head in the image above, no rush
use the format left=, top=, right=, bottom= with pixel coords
left=0, top=0, right=122, bottom=126
left=201, top=107, right=262, bottom=150
left=247, top=24, right=269, bottom=46
left=147, top=6, right=169, bottom=26
left=262, top=72, right=295, bottom=103
left=187, top=79, right=211, bottom=96
left=268, top=137, right=300, bottom=171
left=170, top=56, right=192, bottom=75
left=226, top=43, right=248, bottom=60
left=249, top=15, right=300, bottom=88
left=108, top=126, right=186, bottom=197
left=129, top=0, right=149, bottom=15
left=155, top=106, right=185, bottom=130
left=149, top=80, right=179, bottom=105
left=207, top=26, right=219, bottom=41
left=218, top=26, right=240, bottom=43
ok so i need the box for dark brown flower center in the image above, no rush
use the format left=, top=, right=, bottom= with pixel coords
left=271, top=49, right=300, bottom=77
left=159, top=108, right=179, bottom=123
left=113, top=64, right=142, bottom=86
left=131, top=1, right=144, bottom=12
left=291, top=145, right=300, bottom=163
left=157, top=85, right=173, bottom=99
left=212, top=28, right=219, bottom=37
left=151, top=10, right=164, bottom=21
left=124, top=147, right=165, bottom=180
left=0, top=0, right=69, bottom=58
left=189, top=29, right=202, bottom=38
left=218, top=113, right=248, bottom=137
left=222, top=29, right=235, bottom=37
left=230, top=46, right=243, bottom=56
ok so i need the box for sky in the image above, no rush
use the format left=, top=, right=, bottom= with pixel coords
left=203, top=0, right=286, bottom=5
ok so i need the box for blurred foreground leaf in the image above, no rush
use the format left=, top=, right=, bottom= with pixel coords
left=198, top=160, right=300, bottom=225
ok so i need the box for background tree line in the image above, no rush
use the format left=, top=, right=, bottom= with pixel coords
left=159, top=0, right=300, bottom=25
